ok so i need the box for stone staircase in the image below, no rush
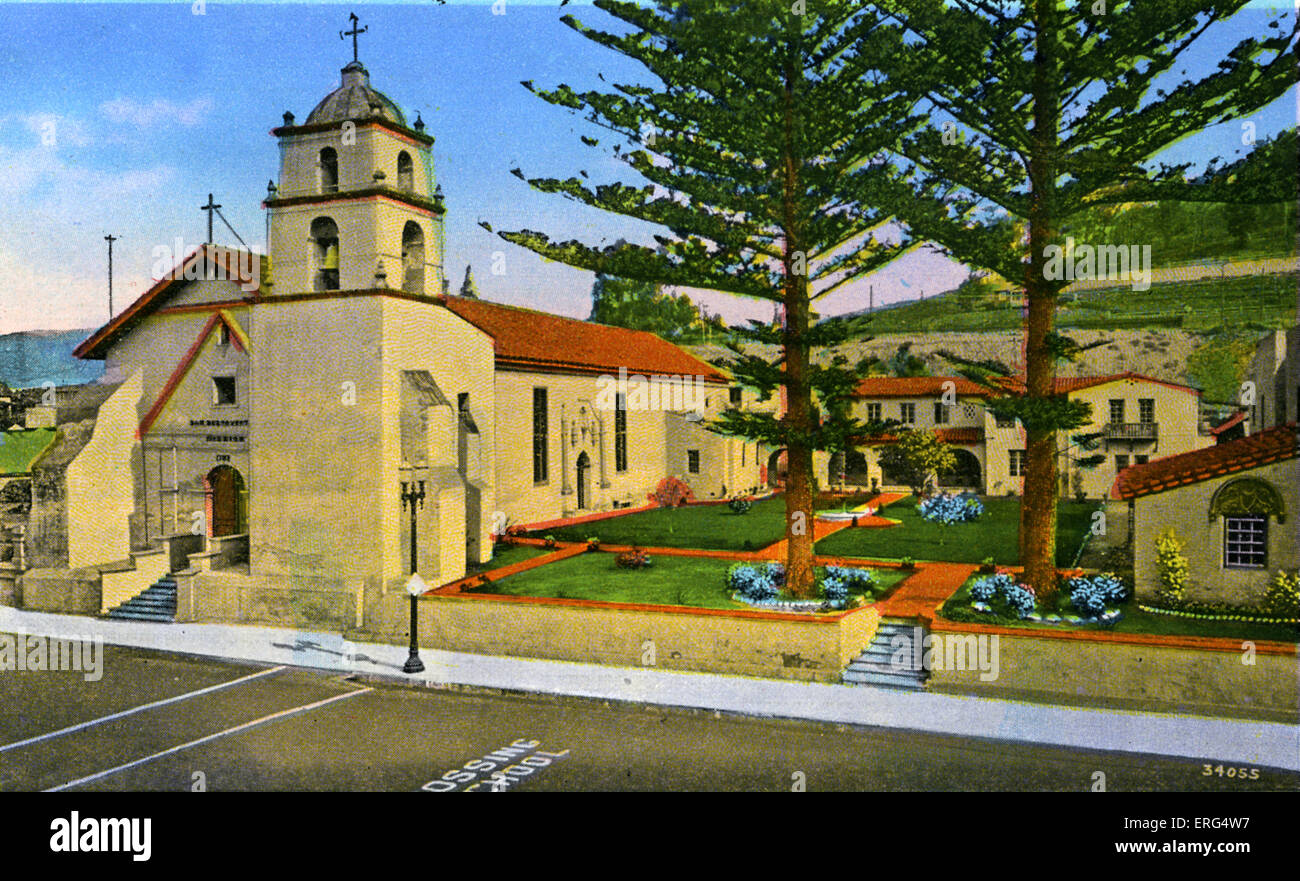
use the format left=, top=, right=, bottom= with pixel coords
left=105, top=576, right=177, bottom=623
left=842, top=617, right=928, bottom=690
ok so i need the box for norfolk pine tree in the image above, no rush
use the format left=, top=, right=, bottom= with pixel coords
left=489, top=1, right=920, bottom=596
left=873, top=0, right=1297, bottom=592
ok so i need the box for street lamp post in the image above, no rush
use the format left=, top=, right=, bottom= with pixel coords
left=400, top=479, right=427, bottom=674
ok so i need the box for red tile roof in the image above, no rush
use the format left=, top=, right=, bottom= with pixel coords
left=853, top=376, right=992, bottom=398
left=439, top=296, right=729, bottom=382
left=1111, top=423, right=1298, bottom=500
left=997, top=371, right=1200, bottom=396
left=1209, top=411, right=1248, bottom=436
left=75, top=245, right=264, bottom=360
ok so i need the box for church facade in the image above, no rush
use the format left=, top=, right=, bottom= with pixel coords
left=38, top=58, right=762, bottom=625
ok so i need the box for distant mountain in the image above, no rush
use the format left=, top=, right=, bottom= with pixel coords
left=0, top=329, right=103, bottom=389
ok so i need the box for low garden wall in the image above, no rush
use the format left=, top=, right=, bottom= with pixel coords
left=926, top=620, right=1299, bottom=721
left=373, top=592, right=881, bottom=683
left=176, top=570, right=368, bottom=631
left=19, top=567, right=101, bottom=615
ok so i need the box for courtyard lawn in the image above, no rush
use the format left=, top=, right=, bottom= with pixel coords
left=0, top=428, right=56, bottom=475
left=940, top=578, right=1300, bottom=643
left=467, top=543, right=551, bottom=574
left=526, top=495, right=790, bottom=551
left=470, top=551, right=910, bottom=611
left=814, top=496, right=1094, bottom=566
left=473, top=553, right=748, bottom=609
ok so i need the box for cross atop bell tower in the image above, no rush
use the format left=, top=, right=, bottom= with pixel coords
left=340, top=12, right=367, bottom=64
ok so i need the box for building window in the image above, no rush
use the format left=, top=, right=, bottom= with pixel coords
left=1138, top=398, right=1155, bottom=424
left=1009, top=449, right=1025, bottom=477
left=729, top=386, right=743, bottom=406
left=217, top=323, right=231, bottom=348
left=1224, top=515, right=1267, bottom=568
left=933, top=401, right=950, bottom=424
left=1109, top=399, right=1125, bottom=424
left=1114, top=454, right=1129, bottom=471
left=1276, top=381, right=1288, bottom=427
left=1135, top=454, right=1148, bottom=465
left=212, top=376, right=236, bottom=406
left=899, top=402, right=916, bottom=424
left=866, top=402, right=882, bottom=422
left=614, top=392, right=628, bottom=473
left=687, top=450, right=700, bottom=473
left=397, top=151, right=414, bottom=192
left=995, top=412, right=1016, bottom=428
left=310, top=216, right=340, bottom=292
left=532, top=388, right=548, bottom=483
left=319, top=147, right=339, bottom=194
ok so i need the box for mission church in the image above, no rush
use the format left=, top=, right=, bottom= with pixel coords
left=27, top=36, right=764, bottom=625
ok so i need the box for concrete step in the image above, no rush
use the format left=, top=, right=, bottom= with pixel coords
left=842, top=669, right=925, bottom=690
left=105, top=609, right=175, bottom=623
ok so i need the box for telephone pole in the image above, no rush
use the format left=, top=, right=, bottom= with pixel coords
left=104, top=234, right=118, bottom=320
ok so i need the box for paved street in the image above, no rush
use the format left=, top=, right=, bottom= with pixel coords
left=2, top=642, right=1297, bottom=792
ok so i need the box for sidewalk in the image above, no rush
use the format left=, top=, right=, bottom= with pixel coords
left=2, top=605, right=1296, bottom=773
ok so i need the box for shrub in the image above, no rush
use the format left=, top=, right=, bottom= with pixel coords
left=1262, top=570, right=1300, bottom=618
left=616, top=547, right=651, bottom=570
left=728, top=497, right=752, bottom=514
left=824, top=566, right=877, bottom=594
left=726, top=562, right=784, bottom=601
left=1063, top=572, right=1129, bottom=617
left=1155, top=528, right=1189, bottom=604
left=918, top=492, right=984, bottom=525
left=821, top=576, right=848, bottom=604
left=969, top=573, right=1035, bottom=618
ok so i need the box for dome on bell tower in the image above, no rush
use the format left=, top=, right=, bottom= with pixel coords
left=305, top=61, right=407, bottom=127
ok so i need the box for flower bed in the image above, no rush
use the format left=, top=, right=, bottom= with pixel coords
left=726, top=562, right=885, bottom=613
left=949, top=571, right=1130, bottom=625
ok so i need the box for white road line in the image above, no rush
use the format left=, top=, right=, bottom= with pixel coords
left=0, top=665, right=289, bottom=754
left=44, top=686, right=373, bottom=792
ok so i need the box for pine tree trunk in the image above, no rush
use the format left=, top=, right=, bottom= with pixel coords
left=1021, top=0, right=1061, bottom=594
left=780, top=21, right=816, bottom=599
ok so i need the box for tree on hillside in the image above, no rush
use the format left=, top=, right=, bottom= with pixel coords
left=488, top=0, right=918, bottom=596
left=459, top=265, right=480, bottom=299
left=588, top=271, right=713, bottom=339
left=874, top=0, right=1296, bottom=592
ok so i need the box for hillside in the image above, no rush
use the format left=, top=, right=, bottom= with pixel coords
left=849, top=269, right=1297, bottom=335
left=0, top=329, right=102, bottom=389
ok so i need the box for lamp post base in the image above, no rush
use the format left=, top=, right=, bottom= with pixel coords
left=403, top=655, right=425, bottom=674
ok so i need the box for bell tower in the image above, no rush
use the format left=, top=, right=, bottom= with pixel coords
left=264, top=17, right=445, bottom=297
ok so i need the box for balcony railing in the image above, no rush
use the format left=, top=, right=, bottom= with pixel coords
left=1104, top=421, right=1158, bottom=441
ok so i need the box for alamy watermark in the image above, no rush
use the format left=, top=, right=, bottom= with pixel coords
left=891, top=628, right=1000, bottom=682
left=595, top=366, right=707, bottom=417
left=1043, top=237, right=1152, bottom=291
left=0, top=630, right=104, bottom=682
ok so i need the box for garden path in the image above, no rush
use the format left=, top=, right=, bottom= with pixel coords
left=875, top=562, right=978, bottom=620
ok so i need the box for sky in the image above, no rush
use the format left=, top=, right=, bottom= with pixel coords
left=0, top=1, right=1295, bottom=335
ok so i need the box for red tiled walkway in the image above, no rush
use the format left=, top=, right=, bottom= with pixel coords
left=874, top=561, right=978, bottom=621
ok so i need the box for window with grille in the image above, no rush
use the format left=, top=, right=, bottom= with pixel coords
left=1138, top=399, right=1155, bottom=424
left=1009, top=449, right=1025, bottom=477
left=614, top=393, right=627, bottom=473
left=687, top=450, right=700, bottom=473
left=532, top=388, right=548, bottom=483
left=1109, top=399, right=1125, bottom=423
left=1224, top=515, right=1267, bottom=568
left=900, top=402, right=916, bottom=424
